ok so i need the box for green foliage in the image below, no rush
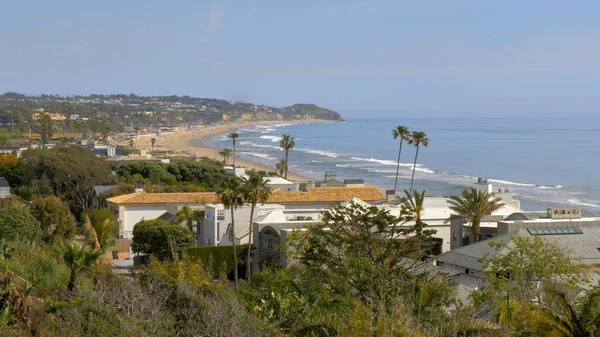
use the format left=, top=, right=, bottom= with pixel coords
left=86, top=208, right=118, bottom=250
left=30, top=196, right=76, bottom=242
left=132, top=219, right=195, bottom=260
left=19, top=146, right=111, bottom=214
left=447, top=187, right=504, bottom=243
left=54, top=240, right=103, bottom=296
left=115, top=160, right=230, bottom=188
left=0, top=154, right=23, bottom=188
left=186, top=245, right=248, bottom=280
left=0, top=204, right=43, bottom=242
left=290, top=201, right=437, bottom=304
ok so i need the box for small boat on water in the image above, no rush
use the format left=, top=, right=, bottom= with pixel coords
left=360, top=125, right=366, bottom=129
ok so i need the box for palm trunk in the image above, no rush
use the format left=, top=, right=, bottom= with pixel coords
left=473, top=219, right=481, bottom=243
left=409, top=145, right=419, bottom=193
left=284, top=150, right=289, bottom=179
left=231, top=208, right=239, bottom=289
left=246, top=203, right=255, bottom=279
left=67, top=272, right=77, bottom=298
left=232, top=140, right=236, bottom=167
left=393, top=139, right=404, bottom=193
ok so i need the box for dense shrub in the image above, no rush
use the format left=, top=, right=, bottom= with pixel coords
left=0, top=204, right=43, bottom=242
left=30, top=196, right=76, bottom=242
left=186, top=245, right=248, bottom=280
left=132, top=219, right=195, bottom=260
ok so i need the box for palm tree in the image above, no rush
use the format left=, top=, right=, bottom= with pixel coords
left=279, top=134, right=295, bottom=179
left=276, top=159, right=287, bottom=177
left=219, top=148, right=233, bottom=165
left=129, top=139, right=135, bottom=148
left=217, top=177, right=245, bottom=289
left=447, top=188, right=504, bottom=243
left=408, top=131, right=430, bottom=193
left=54, top=240, right=103, bottom=297
left=392, top=125, right=411, bottom=193
left=228, top=133, right=239, bottom=167
left=175, top=206, right=204, bottom=234
left=151, top=137, right=156, bottom=152
left=242, top=173, right=272, bottom=279
left=534, top=287, right=600, bottom=337
left=403, top=189, right=426, bottom=233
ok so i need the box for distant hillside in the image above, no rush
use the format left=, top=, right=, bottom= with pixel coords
left=281, top=104, right=344, bottom=121
left=0, top=93, right=343, bottom=132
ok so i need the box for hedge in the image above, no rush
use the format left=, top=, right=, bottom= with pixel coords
left=186, top=245, right=248, bottom=280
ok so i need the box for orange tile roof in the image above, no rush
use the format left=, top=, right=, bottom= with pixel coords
left=106, top=186, right=384, bottom=206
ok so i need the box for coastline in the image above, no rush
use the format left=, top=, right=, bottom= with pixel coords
left=134, top=120, right=332, bottom=182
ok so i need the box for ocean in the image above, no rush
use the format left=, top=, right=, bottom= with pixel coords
left=201, top=117, right=600, bottom=214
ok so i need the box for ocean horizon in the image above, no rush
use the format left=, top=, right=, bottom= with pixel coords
left=201, top=117, right=600, bottom=214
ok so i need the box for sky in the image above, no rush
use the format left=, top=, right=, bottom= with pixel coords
left=0, top=0, right=599, bottom=118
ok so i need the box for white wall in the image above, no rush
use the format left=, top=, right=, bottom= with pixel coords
left=122, top=205, right=169, bottom=238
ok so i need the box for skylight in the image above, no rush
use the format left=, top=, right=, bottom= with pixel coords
left=527, top=227, right=583, bottom=235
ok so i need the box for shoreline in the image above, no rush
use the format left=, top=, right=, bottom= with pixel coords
left=134, top=120, right=332, bottom=182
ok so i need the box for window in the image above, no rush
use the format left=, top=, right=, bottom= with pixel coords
left=465, top=268, right=470, bottom=275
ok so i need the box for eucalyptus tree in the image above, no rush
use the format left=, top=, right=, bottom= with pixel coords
left=242, top=172, right=272, bottom=278
left=279, top=134, right=295, bottom=179
left=392, top=125, right=411, bottom=193
left=217, top=176, right=245, bottom=289
left=227, top=132, right=239, bottom=167
left=408, top=131, right=430, bottom=193
left=447, top=187, right=503, bottom=243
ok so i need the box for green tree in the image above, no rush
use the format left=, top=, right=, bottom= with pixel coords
left=150, top=137, right=156, bottom=152
left=291, top=201, right=436, bottom=304
left=403, top=189, right=426, bottom=233
left=0, top=205, right=43, bottom=242
left=131, top=219, right=194, bottom=260
left=54, top=240, right=103, bottom=297
left=227, top=132, right=239, bottom=167
left=217, top=176, right=244, bottom=289
left=408, top=131, right=429, bottom=193
left=174, top=206, right=203, bottom=234
left=447, top=187, right=504, bottom=243
left=392, top=125, right=410, bottom=193
left=279, top=134, right=295, bottom=179
left=219, top=148, right=232, bottom=165
left=30, top=196, right=76, bottom=242
left=242, top=173, right=272, bottom=279
left=20, top=146, right=111, bottom=214
left=128, top=139, right=134, bottom=148
left=39, top=113, right=53, bottom=145
left=275, top=159, right=287, bottom=177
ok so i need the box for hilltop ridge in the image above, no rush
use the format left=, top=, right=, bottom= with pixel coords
left=0, top=93, right=343, bottom=131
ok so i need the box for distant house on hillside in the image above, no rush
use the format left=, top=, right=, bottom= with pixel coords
left=0, top=177, right=10, bottom=198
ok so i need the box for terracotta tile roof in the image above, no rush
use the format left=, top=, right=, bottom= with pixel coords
left=106, top=186, right=384, bottom=206
left=106, top=192, right=219, bottom=205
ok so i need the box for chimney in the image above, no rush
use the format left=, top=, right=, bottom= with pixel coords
left=385, top=190, right=396, bottom=202
left=134, top=184, right=144, bottom=193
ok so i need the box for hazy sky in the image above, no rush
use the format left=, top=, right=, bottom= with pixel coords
left=1, top=1, right=599, bottom=117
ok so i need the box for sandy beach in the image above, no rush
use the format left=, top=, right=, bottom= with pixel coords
left=134, top=120, right=329, bottom=182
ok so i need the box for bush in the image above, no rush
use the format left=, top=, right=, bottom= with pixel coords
left=30, top=196, right=76, bottom=242
left=0, top=204, right=43, bottom=242
left=132, top=219, right=195, bottom=260
left=186, top=245, right=248, bottom=280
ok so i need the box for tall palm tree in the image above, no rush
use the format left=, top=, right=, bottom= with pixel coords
left=242, top=173, right=272, bottom=279
left=151, top=137, right=156, bottom=152
left=219, top=148, right=233, bottom=165
left=228, top=132, right=239, bottom=167
left=447, top=188, right=504, bottom=243
left=534, top=287, right=600, bottom=337
left=403, top=189, right=426, bottom=233
left=217, top=176, right=245, bottom=289
left=54, top=240, right=103, bottom=297
left=392, top=125, right=411, bottom=193
left=276, top=159, right=287, bottom=177
left=408, top=131, right=430, bottom=193
left=175, top=206, right=204, bottom=233
left=279, top=134, right=295, bottom=179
